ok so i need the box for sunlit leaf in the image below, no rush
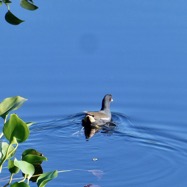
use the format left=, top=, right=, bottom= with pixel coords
left=20, top=0, right=38, bottom=10
left=14, top=159, right=35, bottom=179
left=10, top=182, right=30, bottom=187
left=8, top=159, right=20, bottom=174
left=37, top=170, right=58, bottom=187
left=22, top=149, right=45, bottom=182
left=3, top=114, right=30, bottom=143
left=0, top=96, right=27, bottom=119
left=5, top=11, right=24, bottom=25
left=0, top=142, right=15, bottom=162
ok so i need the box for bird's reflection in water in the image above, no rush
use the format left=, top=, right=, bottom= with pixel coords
left=82, top=115, right=116, bottom=140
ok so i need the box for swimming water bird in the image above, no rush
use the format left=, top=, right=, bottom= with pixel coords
left=83, top=94, right=113, bottom=123
left=82, top=94, right=113, bottom=139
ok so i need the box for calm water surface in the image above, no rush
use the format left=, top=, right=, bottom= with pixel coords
left=1, top=1, right=187, bottom=187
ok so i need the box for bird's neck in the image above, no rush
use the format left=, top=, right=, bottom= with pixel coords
left=101, top=101, right=110, bottom=111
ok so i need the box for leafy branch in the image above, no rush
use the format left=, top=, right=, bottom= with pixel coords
left=0, top=0, right=38, bottom=25
left=0, top=96, right=58, bottom=187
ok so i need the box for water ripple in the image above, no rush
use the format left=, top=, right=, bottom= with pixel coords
left=112, top=112, right=187, bottom=159
left=30, top=112, right=187, bottom=158
left=27, top=112, right=187, bottom=186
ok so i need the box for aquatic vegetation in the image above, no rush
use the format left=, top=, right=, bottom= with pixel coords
left=0, top=96, right=58, bottom=187
left=0, top=0, right=38, bottom=25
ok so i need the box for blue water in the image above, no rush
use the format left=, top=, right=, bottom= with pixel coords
left=7, top=112, right=187, bottom=187
left=1, top=0, right=187, bottom=186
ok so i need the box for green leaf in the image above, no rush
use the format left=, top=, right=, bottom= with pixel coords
left=22, top=149, right=42, bottom=157
left=5, top=11, right=24, bottom=25
left=22, top=154, right=47, bottom=165
left=0, top=142, right=16, bottom=172
left=0, top=1, right=2, bottom=6
left=20, top=0, right=38, bottom=10
left=22, top=149, right=47, bottom=165
left=0, top=142, right=15, bottom=162
left=37, top=170, right=58, bottom=187
left=0, top=96, right=27, bottom=119
left=3, top=0, right=11, bottom=4
left=10, top=182, right=30, bottom=187
left=14, top=159, right=35, bottom=179
left=3, top=114, right=30, bottom=143
left=8, top=159, right=20, bottom=174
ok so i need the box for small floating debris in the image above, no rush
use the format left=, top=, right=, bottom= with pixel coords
left=92, top=157, right=98, bottom=161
